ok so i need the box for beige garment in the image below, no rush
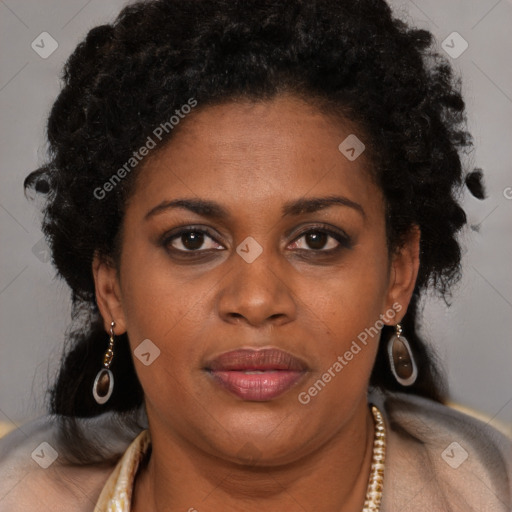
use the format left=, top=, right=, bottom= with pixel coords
left=93, top=430, right=150, bottom=512
left=1, top=392, right=511, bottom=512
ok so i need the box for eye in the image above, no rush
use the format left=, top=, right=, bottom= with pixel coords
left=161, top=224, right=352, bottom=256
left=289, top=226, right=352, bottom=252
left=164, top=228, right=224, bottom=252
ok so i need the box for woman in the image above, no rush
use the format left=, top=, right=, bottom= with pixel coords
left=0, top=0, right=510, bottom=510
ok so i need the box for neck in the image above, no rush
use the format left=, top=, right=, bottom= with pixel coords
left=132, top=400, right=375, bottom=512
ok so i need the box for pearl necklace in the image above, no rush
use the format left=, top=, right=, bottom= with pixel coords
left=362, top=405, right=386, bottom=512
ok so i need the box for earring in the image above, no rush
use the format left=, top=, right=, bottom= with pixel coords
left=387, top=323, right=418, bottom=386
left=92, top=321, right=115, bottom=404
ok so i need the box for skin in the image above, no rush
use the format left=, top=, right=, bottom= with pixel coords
left=93, top=94, right=420, bottom=511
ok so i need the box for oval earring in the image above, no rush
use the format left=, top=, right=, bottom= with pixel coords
left=387, top=323, right=418, bottom=386
left=92, top=321, right=115, bottom=404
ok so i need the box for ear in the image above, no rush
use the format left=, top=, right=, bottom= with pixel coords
left=92, top=250, right=127, bottom=334
left=383, top=226, right=421, bottom=324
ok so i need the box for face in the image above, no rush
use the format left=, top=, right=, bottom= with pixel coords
left=94, top=94, right=419, bottom=465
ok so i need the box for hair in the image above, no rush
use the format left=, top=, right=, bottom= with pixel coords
left=24, top=0, right=484, bottom=461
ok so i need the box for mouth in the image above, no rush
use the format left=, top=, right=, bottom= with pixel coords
left=204, top=348, right=309, bottom=401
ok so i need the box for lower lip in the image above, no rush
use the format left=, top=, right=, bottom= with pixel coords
left=208, top=370, right=305, bottom=401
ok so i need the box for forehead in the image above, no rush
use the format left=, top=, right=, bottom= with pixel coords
left=128, top=94, right=382, bottom=220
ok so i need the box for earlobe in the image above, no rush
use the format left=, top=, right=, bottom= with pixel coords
left=92, top=251, right=126, bottom=334
left=385, top=226, right=421, bottom=323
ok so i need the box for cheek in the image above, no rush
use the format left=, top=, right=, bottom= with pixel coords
left=294, top=248, right=391, bottom=399
left=116, top=241, right=196, bottom=362
left=302, top=250, right=390, bottom=336
left=295, top=272, right=388, bottom=417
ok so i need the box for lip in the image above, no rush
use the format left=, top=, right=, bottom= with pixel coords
left=204, top=348, right=309, bottom=401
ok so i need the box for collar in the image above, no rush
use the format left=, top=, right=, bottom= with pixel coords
left=94, top=429, right=151, bottom=512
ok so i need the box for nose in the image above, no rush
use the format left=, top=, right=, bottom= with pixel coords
left=216, top=245, right=297, bottom=328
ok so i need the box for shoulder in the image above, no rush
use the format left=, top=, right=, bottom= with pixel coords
left=0, top=412, right=144, bottom=512
left=377, top=391, right=512, bottom=511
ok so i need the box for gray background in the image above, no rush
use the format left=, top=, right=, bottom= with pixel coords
left=1, top=0, right=511, bottom=433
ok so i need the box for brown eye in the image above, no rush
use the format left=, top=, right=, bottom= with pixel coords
left=164, top=228, right=224, bottom=252
left=179, top=231, right=204, bottom=251
left=303, top=231, right=329, bottom=250
left=290, top=227, right=351, bottom=252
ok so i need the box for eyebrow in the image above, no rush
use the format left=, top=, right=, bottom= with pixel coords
left=144, top=195, right=366, bottom=221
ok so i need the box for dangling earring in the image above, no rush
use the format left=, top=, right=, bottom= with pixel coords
left=93, top=321, right=115, bottom=404
left=387, top=323, right=418, bottom=386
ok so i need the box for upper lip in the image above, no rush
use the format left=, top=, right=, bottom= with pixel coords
left=204, top=348, right=309, bottom=372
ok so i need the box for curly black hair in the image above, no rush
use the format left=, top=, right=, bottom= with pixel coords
left=25, top=0, right=484, bottom=439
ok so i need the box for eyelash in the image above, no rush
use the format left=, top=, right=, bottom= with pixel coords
left=160, top=224, right=353, bottom=257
